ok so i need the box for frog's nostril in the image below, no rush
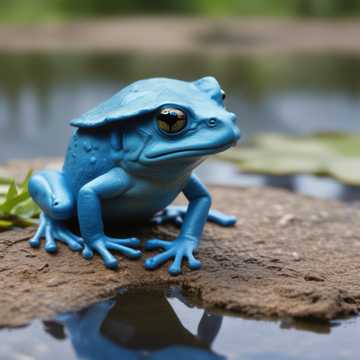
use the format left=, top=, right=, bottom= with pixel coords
left=229, top=113, right=237, bottom=124
left=207, top=118, right=217, bottom=128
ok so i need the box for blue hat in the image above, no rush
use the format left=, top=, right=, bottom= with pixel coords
left=70, top=76, right=222, bottom=128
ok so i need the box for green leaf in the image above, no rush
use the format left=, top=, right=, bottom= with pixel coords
left=218, top=133, right=360, bottom=186
left=0, top=171, right=40, bottom=231
left=0, top=173, right=13, bottom=185
left=13, top=197, right=41, bottom=218
left=0, top=185, right=9, bottom=195
left=20, top=170, right=33, bottom=191
left=0, top=219, right=13, bottom=229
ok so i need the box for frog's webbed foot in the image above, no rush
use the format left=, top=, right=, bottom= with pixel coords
left=82, top=236, right=142, bottom=270
left=144, top=236, right=201, bottom=276
left=151, top=207, right=187, bottom=226
left=152, top=206, right=237, bottom=227
left=207, top=209, right=237, bottom=226
left=29, top=213, right=83, bottom=253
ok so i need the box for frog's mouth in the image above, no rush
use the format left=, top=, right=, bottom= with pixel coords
left=141, top=123, right=240, bottom=163
left=145, top=142, right=234, bottom=161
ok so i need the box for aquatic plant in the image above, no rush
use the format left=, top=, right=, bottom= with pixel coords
left=219, top=133, right=360, bottom=186
left=0, top=172, right=40, bottom=230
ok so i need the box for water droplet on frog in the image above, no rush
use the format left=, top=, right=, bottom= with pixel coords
left=90, top=156, right=97, bottom=164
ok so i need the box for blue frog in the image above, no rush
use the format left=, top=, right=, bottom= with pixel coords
left=28, top=76, right=240, bottom=275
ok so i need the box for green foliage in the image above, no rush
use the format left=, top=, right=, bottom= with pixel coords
left=219, top=133, right=360, bottom=186
left=0, top=172, right=40, bottom=231
left=1, top=0, right=360, bottom=22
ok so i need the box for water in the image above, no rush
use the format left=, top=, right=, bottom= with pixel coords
left=0, top=52, right=360, bottom=163
left=0, top=287, right=359, bottom=360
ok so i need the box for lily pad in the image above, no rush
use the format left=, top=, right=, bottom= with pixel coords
left=218, top=133, right=360, bottom=186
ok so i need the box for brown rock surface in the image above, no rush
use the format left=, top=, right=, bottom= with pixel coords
left=1, top=169, right=360, bottom=327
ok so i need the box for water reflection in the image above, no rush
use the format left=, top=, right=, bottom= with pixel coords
left=1, top=287, right=360, bottom=360
left=279, top=318, right=341, bottom=334
left=45, top=287, right=224, bottom=360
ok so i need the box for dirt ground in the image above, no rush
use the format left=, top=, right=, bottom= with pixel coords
left=1, top=159, right=360, bottom=327
left=1, top=17, right=360, bottom=55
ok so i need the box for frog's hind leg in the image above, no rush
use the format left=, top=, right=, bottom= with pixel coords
left=152, top=206, right=237, bottom=227
left=28, top=170, right=83, bottom=253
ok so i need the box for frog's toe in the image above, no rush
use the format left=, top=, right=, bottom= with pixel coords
left=29, top=235, right=42, bottom=248
left=67, top=241, right=83, bottom=252
left=93, top=241, right=119, bottom=269
left=144, top=249, right=174, bottom=270
left=32, top=216, right=58, bottom=253
left=144, top=239, right=172, bottom=251
left=186, top=250, right=202, bottom=270
left=82, top=244, right=94, bottom=259
left=29, top=214, right=46, bottom=248
left=104, top=237, right=142, bottom=259
left=107, top=242, right=142, bottom=259
left=104, top=258, right=119, bottom=270
left=108, top=237, right=140, bottom=247
left=168, top=252, right=184, bottom=276
left=29, top=237, right=41, bottom=248
left=55, top=229, right=83, bottom=252
left=44, top=228, right=57, bottom=253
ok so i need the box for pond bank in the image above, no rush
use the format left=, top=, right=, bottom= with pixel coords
left=1, top=159, right=360, bottom=327
left=1, top=17, right=360, bottom=55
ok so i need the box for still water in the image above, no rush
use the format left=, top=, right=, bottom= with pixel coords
left=1, top=52, right=360, bottom=162
left=1, top=52, right=360, bottom=359
left=1, top=287, right=359, bottom=360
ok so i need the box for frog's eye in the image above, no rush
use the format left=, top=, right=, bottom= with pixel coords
left=157, top=108, right=187, bottom=134
left=221, top=90, right=226, bottom=101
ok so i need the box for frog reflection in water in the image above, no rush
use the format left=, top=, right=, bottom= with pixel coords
left=28, top=76, right=240, bottom=274
left=44, top=289, right=224, bottom=360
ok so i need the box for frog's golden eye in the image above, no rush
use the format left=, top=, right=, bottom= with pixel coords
left=157, top=108, right=187, bottom=134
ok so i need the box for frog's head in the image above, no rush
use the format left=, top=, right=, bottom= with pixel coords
left=71, top=77, right=240, bottom=168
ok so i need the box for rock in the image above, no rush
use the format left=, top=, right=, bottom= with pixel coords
left=1, top=159, right=360, bottom=327
left=278, top=213, right=297, bottom=227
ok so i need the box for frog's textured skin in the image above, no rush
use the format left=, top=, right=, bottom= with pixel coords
left=28, top=77, right=240, bottom=275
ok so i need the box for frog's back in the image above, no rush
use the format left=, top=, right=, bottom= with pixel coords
left=63, top=129, right=114, bottom=194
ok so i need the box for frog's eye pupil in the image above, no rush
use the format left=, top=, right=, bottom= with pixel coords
left=157, top=108, right=187, bottom=134
left=221, top=90, right=226, bottom=101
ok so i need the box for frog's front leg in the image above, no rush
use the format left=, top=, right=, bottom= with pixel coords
left=77, top=168, right=141, bottom=269
left=28, top=170, right=83, bottom=253
left=144, top=174, right=210, bottom=275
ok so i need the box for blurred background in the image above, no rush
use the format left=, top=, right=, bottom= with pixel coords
left=2, top=0, right=360, bottom=20
left=1, top=0, right=360, bottom=200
